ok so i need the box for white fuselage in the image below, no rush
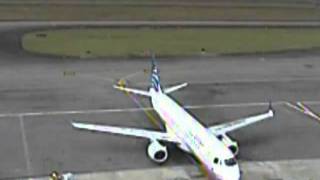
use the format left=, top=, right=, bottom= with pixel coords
left=150, top=88, right=240, bottom=180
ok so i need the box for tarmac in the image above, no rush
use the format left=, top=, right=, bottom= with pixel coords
left=0, top=22, right=320, bottom=179
left=21, top=159, right=320, bottom=180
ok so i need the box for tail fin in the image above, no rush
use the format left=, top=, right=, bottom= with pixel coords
left=151, top=57, right=162, bottom=92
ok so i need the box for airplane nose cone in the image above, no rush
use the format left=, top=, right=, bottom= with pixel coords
left=216, top=166, right=240, bottom=180
left=218, top=172, right=240, bottom=180
left=225, top=167, right=241, bottom=180
left=229, top=166, right=241, bottom=180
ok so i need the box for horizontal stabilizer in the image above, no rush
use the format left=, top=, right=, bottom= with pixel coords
left=113, top=85, right=150, bottom=97
left=164, top=83, right=188, bottom=94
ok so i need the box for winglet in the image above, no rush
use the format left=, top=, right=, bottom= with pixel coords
left=267, top=101, right=275, bottom=117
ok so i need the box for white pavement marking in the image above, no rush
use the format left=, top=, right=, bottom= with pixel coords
left=0, top=101, right=319, bottom=118
left=19, top=116, right=32, bottom=175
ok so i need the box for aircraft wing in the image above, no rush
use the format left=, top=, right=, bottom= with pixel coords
left=72, top=121, right=180, bottom=143
left=208, top=108, right=274, bottom=134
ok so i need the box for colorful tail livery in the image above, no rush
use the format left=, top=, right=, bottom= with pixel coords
left=151, top=58, right=162, bottom=92
left=113, top=58, right=187, bottom=96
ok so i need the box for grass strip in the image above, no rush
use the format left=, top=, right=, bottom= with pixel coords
left=22, top=28, right=320, bottom=57
left=1, top=5, right=320, bottom=21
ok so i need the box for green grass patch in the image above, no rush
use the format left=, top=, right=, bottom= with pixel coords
left=1, top=5, right=320, bottom=21
left=22, top=28, right=320, bottom=57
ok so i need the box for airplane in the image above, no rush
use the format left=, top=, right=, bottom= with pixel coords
left=71, top=58, right=274, bottom=180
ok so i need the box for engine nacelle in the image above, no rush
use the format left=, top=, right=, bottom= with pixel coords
left=217, top=134, right=239, bottom=156
left=147, top=141, right=168, bottom=163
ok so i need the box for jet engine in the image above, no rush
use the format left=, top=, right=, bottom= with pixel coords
left=147, top=141, right=168, bottom=163
left=217, top=134, right=239, bottom=155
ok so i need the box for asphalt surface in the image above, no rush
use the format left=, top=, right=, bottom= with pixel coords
left=1, top=23, right=320, bottom=179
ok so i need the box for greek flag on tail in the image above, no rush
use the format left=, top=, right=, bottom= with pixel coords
left=151, top=58, right=162, bottom=92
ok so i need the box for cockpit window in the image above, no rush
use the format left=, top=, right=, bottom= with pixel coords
left=213, top=158, right=219, bottom=164
left=225, top=158, right=237, bottom=166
